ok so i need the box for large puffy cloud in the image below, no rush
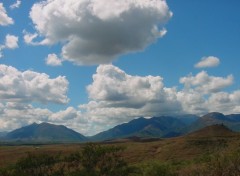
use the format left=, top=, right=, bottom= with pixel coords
left=0, top=3, right=14, bottom=26
left=1, top=64, right=240, bottom=136
left=0, top=103, right=88, bottom=134
left=87, top=65, right=181, bottom=112
left=79, top=64, right=182, bottom=133
left=0, top=64, right=69, bottom=104
left=180, top=71, right=233, bottom=94
left=29, top=0, right=172, bottom=65
left=76, top=65, right=240, bottom=135
left=49, top=107, right=84, bottom=122
left=195, top=56, right=220, bottom=68
left=0, top=102, right=51, bottom=132
left=207, top=91, right=240, bottom=114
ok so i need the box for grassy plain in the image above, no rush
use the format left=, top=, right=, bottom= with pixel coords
left=1, top=125, right=240, bottom=175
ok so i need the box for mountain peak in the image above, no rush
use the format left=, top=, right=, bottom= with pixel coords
left=5, top=122, right=87, bottom=142
left=202, top=112, right=227, bottom=121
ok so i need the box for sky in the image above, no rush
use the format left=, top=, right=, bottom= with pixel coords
left=0, top=0, right=240, bottom=136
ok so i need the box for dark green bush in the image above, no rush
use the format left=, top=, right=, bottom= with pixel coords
left=14, top=152, right=63, bottom=176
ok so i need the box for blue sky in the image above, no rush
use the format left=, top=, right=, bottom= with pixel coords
left=0, top=0, right=240, bottom=135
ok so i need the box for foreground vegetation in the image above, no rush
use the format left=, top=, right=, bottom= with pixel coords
left=1, top=125, right=240, bottom=175
left=1, top=142, right=240, bottom=176
left=0, top=143, right=133, bottom=176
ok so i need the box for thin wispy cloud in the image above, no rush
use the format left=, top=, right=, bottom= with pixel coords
left=195, top=56, right=220, bottom=68
left=10, top=0, right=21, bottom=10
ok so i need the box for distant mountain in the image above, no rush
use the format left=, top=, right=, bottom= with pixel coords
left=91, top=113, right=240, bottom=141
left=226, top=114, right=240, bottom=122
left=185, top=112, right=240, bottom=133
left=91, top=116, right=187, bottom=141
left=2, top=112, right=240, bottom=143
left=175, top=114, right=199, bottom=125
left=0, top=132, right=7, bottom=138
left=5, top=122, right=87, bottom=142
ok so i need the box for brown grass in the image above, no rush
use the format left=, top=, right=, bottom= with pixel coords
left=1, top=125, right=240, bottom=171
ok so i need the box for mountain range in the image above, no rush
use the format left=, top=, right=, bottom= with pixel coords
left=1, top=112, right=240, bottom=143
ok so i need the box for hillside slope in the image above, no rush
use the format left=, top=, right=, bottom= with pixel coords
left=185, top=112, right=240, bottom=133
left=5, top=122, right=87, bottom=142
left=91, top=116, right=187, bottom=141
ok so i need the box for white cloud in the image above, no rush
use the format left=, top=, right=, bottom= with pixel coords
left=207, top=91, right=240, bottom=114
left=0, top=34, right=19, bottom=58
left=29, top=0, right=172, bottom=65
left=10, top=0, right=21, bottom=9
left=23, top=31, right=39, bottom=45
left=78, top=64, right=182, bottom=134
left=0, top=101, right=92, bottom=135
left=87, top=65, right=180, bottom=111
left=1, top=64, right=240, bottom=136
left=177, top=89, right=207, bottom=115
left=180, top=71, right=233, bottom=94
left=195, top=56, right=220, bottom=68
left=76, top=65, right=240, bottom=135
left=0, top=64, right=69, bottom=104
left=5, top=34, right=19, bottom=49
left=0, top=103, right=88, bottom=133
left=49, top=107, right=87, bottom=123
left=0, top=102, right=51, bottom=132
left=0, top=3, right=14, bottom=26
left=45, top=53, right=62, bottom=66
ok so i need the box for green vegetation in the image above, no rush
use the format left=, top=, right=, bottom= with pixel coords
left=1, top=143, right=240, bottom=176
left=1, top=125, right=240, bottom=176
left=0, top=143, right=134, bottom=176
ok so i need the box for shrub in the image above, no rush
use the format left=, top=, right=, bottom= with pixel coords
left=137, top=161, right=176, bottom=176
left=14, top=152, right=63, bottom=176
left=80, top=143, right=132, bottom=176
left=0, top=143, right=134, bottom=176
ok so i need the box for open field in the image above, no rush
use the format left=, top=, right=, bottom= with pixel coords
left=1, top=125, right=240, bottom=175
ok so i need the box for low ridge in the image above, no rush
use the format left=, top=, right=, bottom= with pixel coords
left=187, top=124, right=235, bottom=138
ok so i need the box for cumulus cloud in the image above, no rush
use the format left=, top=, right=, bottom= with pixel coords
left=0, top=34, right=19, bottom=58
left=0, top=3, right=14, bottom=26
left=180, top=71, right=233, bottom=94
left=75, top=65, right=240, bottom=135
left=45, top=53, right=63, bottom=66
left=5, top=34, right=19, bottom=49
left=78, top=64, right=182, bottom=133
left=49, top=107, right=80, bottom=121
left=10, top=0, right=21, bottom=9
left=0, top=103, right=88, bottom=133
left=1, top=64, right=240, bottom=136
left=23, top=31, right=39, bottom=45
left=0, top=102, right=51, bottom=132
left=0, top=64, right=69, bottom=104
left=195, top=56, right=220, bottom=68
left=87, top=65, right=181, bottom=111
left=29, top=0, right=172, bottom=65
